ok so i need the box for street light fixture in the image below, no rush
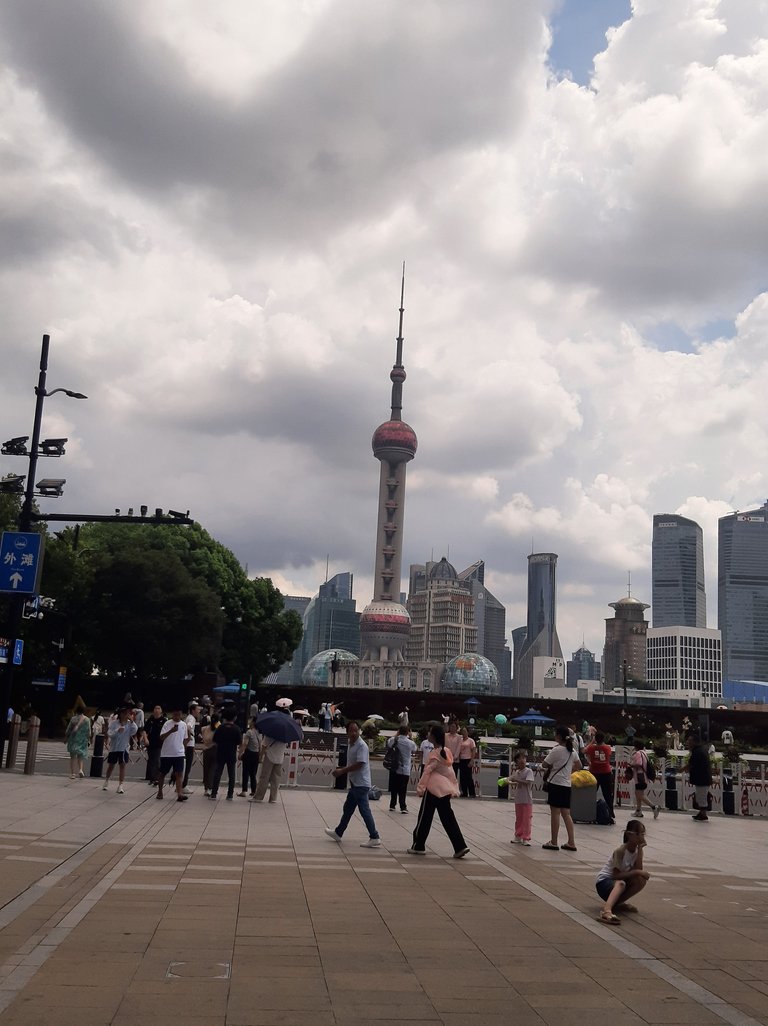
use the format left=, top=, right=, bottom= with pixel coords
left=36, top=479, right=67, bottom=498
left=1, top=437, right=29, bottom=457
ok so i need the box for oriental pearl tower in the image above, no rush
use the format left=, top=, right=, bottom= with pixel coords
left=359, top=266, right=417, bottom=663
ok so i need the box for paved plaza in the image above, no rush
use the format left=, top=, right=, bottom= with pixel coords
left=0, top=773, right=766, bottom=1026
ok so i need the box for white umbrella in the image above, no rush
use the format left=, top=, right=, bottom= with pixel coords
left=276, top=697, right=293, bottom=709
left=367, top=714, right=384, bottom=721
left=292, top=708, right=310, bottom=716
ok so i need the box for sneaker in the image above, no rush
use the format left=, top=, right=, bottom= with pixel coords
left=634, top=811, right=644, bottom=818
left=238, top=791, right=248, bottom=797
left=324, top=827, right=342, bottom=842
left=208, top=794, right=217, bottom=800
left=69, top=775, right=76, bottom=780
left=522, top=840, right=532, bottom=846
left=226, top=795, right=234, bottom=801
left=117, top=786, right=125, bottom=794
left=204, top=789, right=210, bottom=796
left=406, top=847, right=426, bottom=855
left=182, top=787, right=193, bottom=795
left=102, top=783, right=108, bottom=791
left=360, top=838, right=382, bottom=848
left=453, top=847, right=470, bottom=859
left=78, top=770, right=84, bottom=778
left=653, top=805, right=660, bottom=820
left=177, top=795, right=189, bottom=802
left=511, top=837, right=523, bottom=844
left=400, top=808, right=408, bottom=814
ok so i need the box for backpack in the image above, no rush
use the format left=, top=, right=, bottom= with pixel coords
left=368, top=786, right=381, bottom=801
left=645, top=757, right=657, bottom=783
left=383, top=741, right=397, bottom=772
left=596, top=798, right=612, bottom=825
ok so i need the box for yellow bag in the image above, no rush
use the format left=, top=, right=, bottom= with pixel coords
left=571, top=769, right=597, bottom=788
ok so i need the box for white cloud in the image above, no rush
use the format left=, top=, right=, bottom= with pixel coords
left=1, top=0, right=767, bottom=667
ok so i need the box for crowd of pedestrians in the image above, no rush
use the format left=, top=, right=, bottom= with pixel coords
left=62, top=703, right=716, bottom=924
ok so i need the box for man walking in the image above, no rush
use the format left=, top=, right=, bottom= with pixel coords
left=325, top=721, right=381, bottom=847
left=103, top=706, right=137, bottom=793
left=142, top=704, right=166, bottom=785
left=687, top=733, right=713, bottom=821
left=182, top=701, right=199, bottom=794
left=156, top=705, right=190, bottom=802
left=209, top=708, right=242, bottom=801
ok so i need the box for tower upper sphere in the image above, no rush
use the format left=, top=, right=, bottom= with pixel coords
left=372, top=419, right=418, bottom=462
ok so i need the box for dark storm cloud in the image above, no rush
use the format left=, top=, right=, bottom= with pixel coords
left=0, top=1, right=545, bottom=247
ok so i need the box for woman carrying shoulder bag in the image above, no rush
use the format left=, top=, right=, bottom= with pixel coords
left=541, top=725, right=580, bottom=851
left=407, top=725, right=469, bottom=859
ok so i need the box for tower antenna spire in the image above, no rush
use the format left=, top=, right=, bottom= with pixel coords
left=390, top=261, right=406, bottom=421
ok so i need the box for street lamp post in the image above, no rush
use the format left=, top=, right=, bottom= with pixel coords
left=0, top=334, right=86, bottom=762
left=622, top=659, right=629, bottom=711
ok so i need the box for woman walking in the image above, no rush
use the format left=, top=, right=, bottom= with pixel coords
left=408, top=725, right=469, bottom=858
left=238, top=717, right=261, bottom=797
left=65, top=711, right=91, bottom=779
left=457, top=726, right=477, bottom=797
left=541, top=725, right=580, bottom=852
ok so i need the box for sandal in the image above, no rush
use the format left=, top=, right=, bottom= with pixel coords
left=560, top=844, right=578, bottom=851
left=541, top=842, right=559, bottom=850
left=599, top=911, right=621, bottom=925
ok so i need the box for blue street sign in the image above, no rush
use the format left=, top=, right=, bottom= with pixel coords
left=12, top=639, right=23, bottom=666
left=57, top=667, right=67, bottom=693
left=0, top=532, right=45, bottom=595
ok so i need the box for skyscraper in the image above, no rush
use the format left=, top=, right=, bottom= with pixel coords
left=718, top=501, right=768, bottom=682
left=358, top=268, right=417, bottom=664
left=652, top=514, right=706, bottom=628
left=405, top=557, right=477, bottom=663
left=567, top=645, right=600, bottom=688
left=292, top=573, right=360, bottom=682
left=515, top=553, right=563, bottom=697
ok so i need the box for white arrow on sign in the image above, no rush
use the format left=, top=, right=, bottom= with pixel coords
left=10, top=572, right=23, bottom=588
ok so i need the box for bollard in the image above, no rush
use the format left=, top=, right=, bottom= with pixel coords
left=722, top=772, right=735, bottom=815
left=664, top=767, right=678, bottom=811
left=4, top=714, right=21, bottom=769
left=23, top=716, right=41, bottom=775
left=90, top=733, right=106, bottom=777
left=334, top=739, right=348, bottom=790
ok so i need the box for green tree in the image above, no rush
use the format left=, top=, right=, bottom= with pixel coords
left=40, top=522, right=302, bottom=685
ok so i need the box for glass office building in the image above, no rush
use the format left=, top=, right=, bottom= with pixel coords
left=718, top=503, right=768, bottom=683
left=652, top=514, right=706, bottom=628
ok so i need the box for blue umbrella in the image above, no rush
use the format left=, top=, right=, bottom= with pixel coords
left=256, top=711, right=303, bottom=743
left=511, top=708, right=555, bottom=725
left=213, top=682, right=255, bottom=697
left=464, top=697, right=481, bottom=706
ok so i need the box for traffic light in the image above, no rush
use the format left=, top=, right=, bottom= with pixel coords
left=239, top=680, right=248, bottom=693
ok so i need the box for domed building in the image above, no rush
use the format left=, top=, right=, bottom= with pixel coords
left=441, top=653, right=500, bottom=695
left=302, top=649, right=359, bottom=686
left=602, top=592, right=650, bottom=690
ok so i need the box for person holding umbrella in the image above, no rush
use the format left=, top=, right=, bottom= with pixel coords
left=251, top=709, right=303, bottom=803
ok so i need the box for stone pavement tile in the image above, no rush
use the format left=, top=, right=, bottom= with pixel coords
left=333, top=1009, right=440, bottom=1023
left=226, top=1013, right=337, bottom=1026
left=111, top=1017, right=223, bottom=1026
left=324, top=972, right=423, bottom=992
left=438, top=1015, right=547, bottom=1026
left=619, top=995, right=727, bottom=1023
left=413, top=967, right=509, bottom=989
left=532, top=1008, right=646, bottom=1026
left=227, top=993, right=333, bottom=1014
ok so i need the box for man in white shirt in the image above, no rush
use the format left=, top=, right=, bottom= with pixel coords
left=324, top=721, right=381, bottom=847
left=156, top=706, right=190, bottom=803
left=182, top=701, right=199, bottom=794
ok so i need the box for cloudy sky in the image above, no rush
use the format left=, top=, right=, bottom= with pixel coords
left=2, top=0, right=767, bottom=664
